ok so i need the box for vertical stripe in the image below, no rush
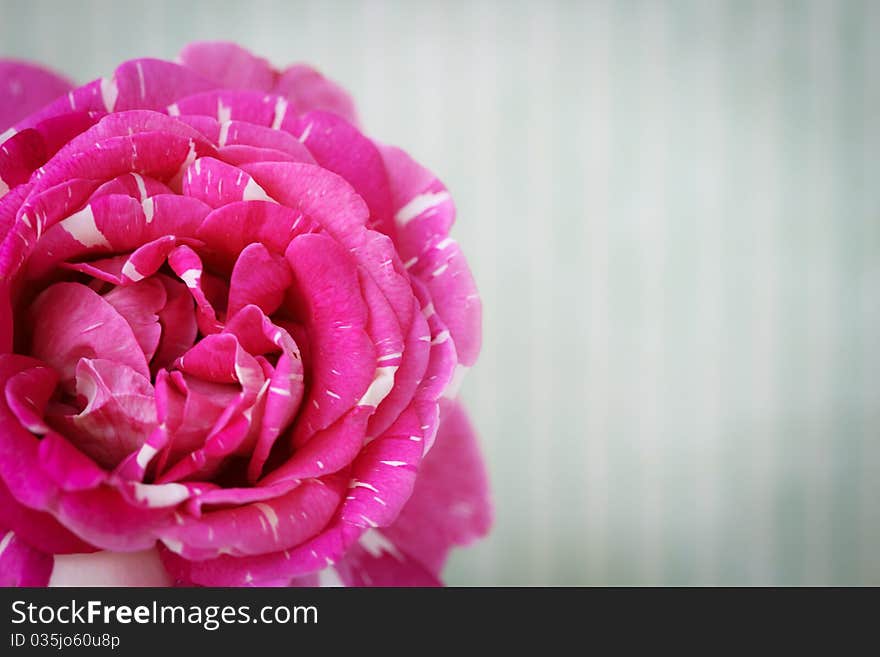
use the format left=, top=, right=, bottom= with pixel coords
left=580, top=0, right=612, bottom=587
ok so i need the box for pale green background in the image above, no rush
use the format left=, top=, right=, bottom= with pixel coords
left=2, top=0, right=878, bottom=585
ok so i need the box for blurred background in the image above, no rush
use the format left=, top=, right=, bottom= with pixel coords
left=2, top=0, right=878, bottom=585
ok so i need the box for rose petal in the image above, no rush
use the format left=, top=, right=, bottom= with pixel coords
left=334, top=530, right=440, bottom=587
left=260, top=406, right=372, bottom=485
left=284, top=233, right=374, bottom=445
left=103, top=278, right=167, bottom=362
left=378, top=144, right=455, bottom=260
left=159, top=516, right=363, bottom=586
left=288, top=110, right=391, bottom=227
left=63, top=235, right=185, bottom=286
left=36, top=430, right=107, bottom=490
left=0, top=59, right=73, bottom=132
left=46, top=358, right=156, bottom=469
left=246, top=350, right=304, bottom=483
left=197, top=200, right=316, bottom=271
left=341, top=406, right=425, bottom=529
left=182, top=156, right=273, bottom=208
left=408, top=238, right=482, bottom=368
left=159, top=475, right=346, bottom=560
left=151, top=370, right=240, bottom=470
left=153, top=275, right=197, bottom=371
left=179, top=42, right=275, bottom=92
left=90, top=171, right=172, bottom=201
left=9, top=78, right=105, bottom=132
left=273, top=64, right=358, bottom=125
left=227, top=242, right=293, bottom=318
left=111, top=59, right=217, bottom=112
left=167, top=244, right=223, bottom=334
left=382, top=401, right=492, bottom=574
left=0, top=355, right=65, bottom=508
left=0, top=477, right=95, bottom=554
left=217, top=120, right=315, bottom=160
left=5, top=362, right=57, bottom=434
left=28, top=282, right=150, bottom=385
left=0, top=529, right=53, bottom=586
left=367, top=296, right=431, bottom=437
left=172, top=90, right=279, bottom=127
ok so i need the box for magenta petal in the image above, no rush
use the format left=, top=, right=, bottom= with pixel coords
left=0, top=111, right=100, bottom=190
left=0, top=282, right=10, bottom=354
left=217, top=145, right=299, bottom=166
left=55, top=110, right=212, bottom=163
left=153, top=275, right=197, bottom=371
left=367, top=297, right=430, bottom=438
left=177, top=333, right=263, bottom=392
left=243, top=162, right=414, bottom=326
left=0, top=477, right=95, bottom=554
left=167, top=244, right=223, bottom=334
left=103, top=278, right=167, bottom=362
left=62, top=235, right=183, bottom=286
left=90, top=172, right=172, bottom=201
left=172, top=90, right=280, bottom=127
left=159, top=475, right=346, bottom=559
left=288, top=111, right=391, bottom=226
left=243, top=161, right=369, bottom=236
left=27, top=194, right=143, bottom=278
left=52, top=485, right=175, bottom=552
left=28, top=282, right=150, bottom=384
left=157, top=410, right=252, bottom=484
left=182, top=156, right=272, bottom=208
left=0, top=355, right=60, bottom=508
left=246, top=350, right=304, bottom=483
left=111, top=59, right=217, bottom=112
left=409, top=239, right=482, bottom=368
left=378, top=144, right=455, bottom=260
left=5, top=363, right=58, bottom=434
left=183, top=480, right=295, bottom=514
left=0, top=529, right=53, bottom=586
left=227, top=242, right=292, bottom=318
left=272, top=64, right=358, bottom=125
left=9, top=78, right=104, bottom=133
left=0, top=128, right=47, bottom=190
left=151, top=370, right=239, bottom=469
left=49, top=358, right=156, bottom=468
left=284, top=233, right=374, bottom=444
left=222, top=304, right=296, bottom=356
left=0, top=59, right=73, bottom=132
left=410, top=278, right=459, bottom=428
left=32, top=130, right=215, bottom=200
left=0, top=184, right=32, bottom=276
left=197, top=200, right=315, bottom=269
left=217, top=120, right=315, bottom=161
left=179, top=42, right=275, bottom=91
left=378, top=145, right=482, bottom=368
left=356, top=269, right=405, bottom=412
left=383, top=401, right=492, bottom=574
left=261, top=406, right=372, bottom=485
left=342, top=406, right=424, bottom=529
left=5, top=178, right=100, bottom=281
left=15, top=178, right=99, bottom=243
left=37, top=430, right=107, bottom=491
left=334, top=530, right=441, bottom=587
left=159, top=515, right=362, bottom=586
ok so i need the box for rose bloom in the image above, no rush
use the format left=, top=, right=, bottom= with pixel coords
left=0, top=42, right=489, bottom=587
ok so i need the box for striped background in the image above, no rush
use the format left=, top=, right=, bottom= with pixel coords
left=2, top=0, right=878, bottom=585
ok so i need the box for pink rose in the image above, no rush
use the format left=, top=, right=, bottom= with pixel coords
left=0, top=42, right=489, bottom=587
